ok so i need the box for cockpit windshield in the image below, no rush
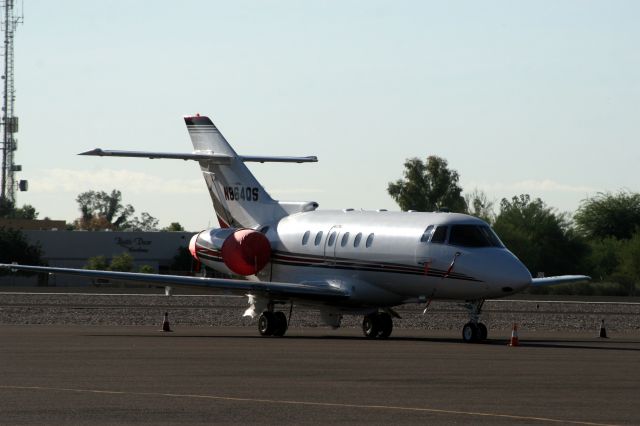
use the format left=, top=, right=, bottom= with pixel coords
left=448, top=225, right=504, bottom=248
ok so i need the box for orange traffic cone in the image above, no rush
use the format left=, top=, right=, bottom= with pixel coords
left=508, top=323, right=519, bottom=346
left=161, top=312, right=173, bottom=332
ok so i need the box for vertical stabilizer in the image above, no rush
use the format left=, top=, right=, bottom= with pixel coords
left=185, top=115, right=306, bottom=228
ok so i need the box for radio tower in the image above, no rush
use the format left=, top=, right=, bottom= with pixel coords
left=0, top=0, right=24, bottom=203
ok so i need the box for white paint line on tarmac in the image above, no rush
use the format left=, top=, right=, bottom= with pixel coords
left=0, top=385, right=619, bottom=426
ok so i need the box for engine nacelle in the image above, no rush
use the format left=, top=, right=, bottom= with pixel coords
left=190, top=227, right=271, bottom=276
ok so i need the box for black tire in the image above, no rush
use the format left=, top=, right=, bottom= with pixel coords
left=362, top=314, right=380, bottom=338
left=377, top=312, right=393, bottom=339
left=462, top=322, right=478, bottom=343
left=258, top=312, right=276, bottom=336
left=477, top=323, right=488, bottom=341
left=272, top=311, right=288, bottom=337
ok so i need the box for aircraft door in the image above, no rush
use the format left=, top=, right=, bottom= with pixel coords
left=417, top=225, right=454, bottom=274
left=324, top=225, right=341, bottom=264
left=415, top=225, right=434, bottom=267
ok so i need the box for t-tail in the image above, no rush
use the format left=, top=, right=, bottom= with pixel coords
left=184, top=115, right=318, bottom=228
left=79, top=114, right=319, bottom=229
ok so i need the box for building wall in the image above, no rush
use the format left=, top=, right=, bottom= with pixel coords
left=2, top=230, right=193, bottom=286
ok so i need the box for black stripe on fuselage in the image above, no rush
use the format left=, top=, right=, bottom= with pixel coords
left=195, top=243, right=482, bottom=282
left=272, top=252, right=481, bottom=282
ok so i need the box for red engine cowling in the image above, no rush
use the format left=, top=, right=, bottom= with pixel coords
left=220, top=229, right=271, bottom=276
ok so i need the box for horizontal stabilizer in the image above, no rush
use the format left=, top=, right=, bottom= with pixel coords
left=241, top=155, right=317, bottom=163
left=530, top=275, right=591, bottom=287
left=79, top=149, right=317, bottom=163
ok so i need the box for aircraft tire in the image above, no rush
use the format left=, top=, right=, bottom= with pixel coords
left=272, top=311, right=288, bottom=337
left=362, top=314, right=381, bottom=339
left=462, top=322, right=478, bottom=343
left=377, top=312, right=393, bottom=339
left=477, top=323, right=488, bottom=341
left=258, top=312, right=276, bottom=336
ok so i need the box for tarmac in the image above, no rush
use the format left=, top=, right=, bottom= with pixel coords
left=1, top=325, right=639, bottom=425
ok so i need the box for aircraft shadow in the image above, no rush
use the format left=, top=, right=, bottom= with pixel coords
left=84, top=333, right=640, bottom=351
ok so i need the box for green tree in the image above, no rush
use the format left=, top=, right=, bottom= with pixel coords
left=84, top=253, right=153, bottom=274
left=0, top=227, right=44, bottom=269
left=617, top=232, right=640, bottom=296
left=387, top=156, right=466, bottom=212
left=0, top=198, right=39, bottom=220
left=493, top=195, right=587, bottom=276
left=586, top=237, right=623, bottom=280
left=464, top=188, right=495, bottom=223
left=109, top=252, right=135, bottom=272
left=75, top=190, right=135, bottom=230
left=574, top=191, right=640, bottom=240
left=162, top=222, right=185, bottom=232
left=74, top=189, right=158, bottom=231
left=138, top=264, right=155, bottom=274
left=126, top=212, right=159, bottom=232
left=84, top=255, right=109, bottom=271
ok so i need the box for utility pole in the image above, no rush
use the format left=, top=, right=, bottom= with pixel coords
left=1, top=0, right=25, bottom=203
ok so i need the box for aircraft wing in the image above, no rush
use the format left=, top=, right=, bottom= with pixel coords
left=0, top=264, right=350, bottom=301
left=530, top=275, right=591, bottom=287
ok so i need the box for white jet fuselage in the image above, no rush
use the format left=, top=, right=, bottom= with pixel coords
left=195, top=209, right=533, bottom=309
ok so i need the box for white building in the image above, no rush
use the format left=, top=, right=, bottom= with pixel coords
left=2, top=230, right=193, bottom=286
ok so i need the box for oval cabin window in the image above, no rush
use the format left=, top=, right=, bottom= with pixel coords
left=365, top=233, right=374, bottom=248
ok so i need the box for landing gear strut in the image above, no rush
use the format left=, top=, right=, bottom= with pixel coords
left=362, top=312, right=393, bottom=339
left=461, top=299, right=488, bottom=343
left=258, top=311, right=288, bottom=337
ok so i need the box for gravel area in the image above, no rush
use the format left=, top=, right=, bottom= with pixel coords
left=1, top=288, right=639, bottom=333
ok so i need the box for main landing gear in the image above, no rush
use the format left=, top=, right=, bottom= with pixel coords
left=362, top=312, right=393, bottom=339
left=462, top=299, right=488, bottom=343
left=258, top=311, right=288, bottom=337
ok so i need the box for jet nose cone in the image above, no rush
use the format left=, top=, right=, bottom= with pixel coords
left=505, top=263, right=533, bottom=292
left=472, top=249, right=532, bottom=295
left=496, top=251, right=532, bottom=293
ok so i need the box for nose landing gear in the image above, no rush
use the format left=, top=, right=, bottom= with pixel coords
left=462, top=299, right=488, bottom=343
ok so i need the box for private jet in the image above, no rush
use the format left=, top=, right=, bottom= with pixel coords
left=0, top=115, right=590, bottom=342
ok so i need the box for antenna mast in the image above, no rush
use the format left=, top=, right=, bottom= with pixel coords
left=1, top=0, right=24, bottom=203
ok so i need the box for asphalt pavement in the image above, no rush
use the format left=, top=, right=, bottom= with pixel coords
left=1, top=325, right=639, bottom=425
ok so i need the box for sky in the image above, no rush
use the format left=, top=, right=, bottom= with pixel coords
left=10, top=1, right=640, bottom=231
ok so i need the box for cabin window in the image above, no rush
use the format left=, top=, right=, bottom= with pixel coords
left=314, top=231, right=323, bottom=246
left=354, top=232, right=363, bottom=247
left=341, top=232, right=350, bottom=247
left=328, top=231, right=337, bottom=247
left=420, top=225, right=434, bottom=242
left=431, top=226, right=448, bottom=244
left=365, top=233, right=375, bottom=248
left=302, top=231, right=310, bottom=245
left=448, top=225, right=504, bottom=248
